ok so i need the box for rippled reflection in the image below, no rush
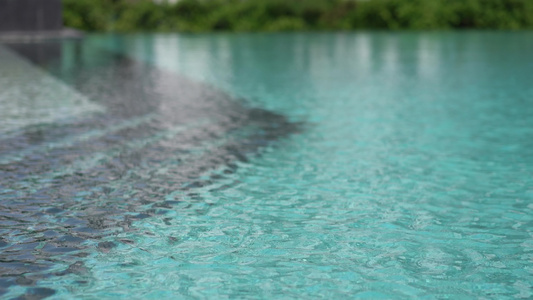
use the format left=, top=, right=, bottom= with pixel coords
left=1, top=32, right=533, bottom=298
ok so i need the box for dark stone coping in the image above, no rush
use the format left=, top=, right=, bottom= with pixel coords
left=0, top=28, right=84, bottom=42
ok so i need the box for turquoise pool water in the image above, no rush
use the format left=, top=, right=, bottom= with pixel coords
left=1, top=32, right=533, bottom=298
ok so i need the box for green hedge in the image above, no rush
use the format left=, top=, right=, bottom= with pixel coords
left=62, top=0, right=533, bottom=32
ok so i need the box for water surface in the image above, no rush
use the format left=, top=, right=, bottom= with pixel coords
left=1, top=32, right=533, bottom=299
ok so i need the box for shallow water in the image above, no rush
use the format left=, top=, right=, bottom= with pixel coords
left=1, top=32, right=533, bottom=299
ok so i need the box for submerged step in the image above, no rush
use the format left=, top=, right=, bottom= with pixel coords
left=0, top=45, right=103, bottom=135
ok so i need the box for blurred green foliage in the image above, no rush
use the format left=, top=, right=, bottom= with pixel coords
left=62, top=0, right=533, bottom=32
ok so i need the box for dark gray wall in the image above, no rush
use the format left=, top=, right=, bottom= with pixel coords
left=0, top=0, right=62, bottom=31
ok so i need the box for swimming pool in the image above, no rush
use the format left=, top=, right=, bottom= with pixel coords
left=1, top=32, right=533, bottom=298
